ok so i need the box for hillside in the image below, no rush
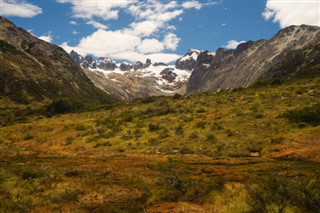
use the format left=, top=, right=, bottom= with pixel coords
left=0, top=16, right=114, bottom=104
left=0, top=74, right=320, bottom=212
left=187, top=25, right=320, bottom=94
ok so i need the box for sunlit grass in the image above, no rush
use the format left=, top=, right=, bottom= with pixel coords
left=0, top=77, right=320, bottom=211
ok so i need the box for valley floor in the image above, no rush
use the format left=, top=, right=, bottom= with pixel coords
left=1, top=77, right=320, bottom=212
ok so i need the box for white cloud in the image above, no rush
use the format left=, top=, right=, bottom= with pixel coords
left=129, top=21, right=160, bottom=37
left=224, top=40, right=246, bottom=49
left=182, top=1, right=202, bottom=10
left=146, top=53, right=181, bottom=63
left=38, top=35, right=52, bottom=43
left=72, top=30, right=78, bottom=35
left=57, top=0, right=134, bottom=20
left=69, top=21, right=78, bottom=25
left=163, top=33, right=180, bottom=51
left=60, top=28, right=182, bottom=63
left=77, top=29, right=141, bottom=56
left=59, top=0, right=215, bottom=63
left=137, top=39, right=164, bottom=54
left=263, top=0, right=320, bottom=28
left=86, top=20, right=108, bottom=30
left=2, top=0, right=42, bottom=18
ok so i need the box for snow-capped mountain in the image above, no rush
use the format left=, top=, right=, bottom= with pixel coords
left=70, top=50, right=199, bottom=100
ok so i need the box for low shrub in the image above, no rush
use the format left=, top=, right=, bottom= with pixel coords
left=148, top=123, right=161, bottom=132
left=282, top=103, right=320, bottom=126
left=246, top=170, right=320, bottom=213
left=22, top=169, right=41, bottom=180
left=47, top=98, right=84, bottom=114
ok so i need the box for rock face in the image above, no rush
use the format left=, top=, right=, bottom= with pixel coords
left=197, top=50, right=215, bottom=64
left=186, top=25, right=320, bottom=94
left=120, top=63, right=132, bottom=71
left=96, top=57, right=118, bottom=70
left=160, top=68, right=177, bottom=83
left=0, top=17, right=114, bottom=103
left=175, top=49, right=201, bottom=70
left=133, top=61, right=144, bottom=71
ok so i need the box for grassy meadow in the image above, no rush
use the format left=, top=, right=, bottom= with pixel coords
left=0, top=77, right=320, bottom=212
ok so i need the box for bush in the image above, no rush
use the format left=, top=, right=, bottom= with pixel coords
left=151, top=162, right=225, bottom=203
left=140, top=96, right=156, bottom=103
left=121, top=111, right=135, bottom=122
left=196, top=108, right=206, bottom=113
left=148, top=123, right=161, bottom=132
left=22, top=169, right=41, bottom=180
left=64, top=170, right=83, bottom=177
left=47, top=98, right=84, bottom=114
left=246, top=170, right=320, bottom=213
left=74, top=124, right=88, bottom=131
left=158, top=128, right=169, bottom=139
left=180, top=146, right=194, bottom=154
left=206, top=134, right=217, bottom=143
left=195, top=121, right=206, bottom=129
left=282, top=103, right=320, bottom=126
left=175, top=125, right=184, bottom=135
left=172, top=93, right=183, bottom=100
left=52, top=188, right=82, bottom=203
left=189, top=132, right=199, bottom=140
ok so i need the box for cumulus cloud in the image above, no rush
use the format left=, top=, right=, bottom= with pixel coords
left=137, top=39, right=164, bottom=54
left=2, top=0, right=42, bottom=18
left=224, top=40, right=246, bottom=49
left=59, top=0, right=215, bottom=63
left=129, top=21, right=160, bottom=37
left=163, top=33, right=180, bottom=51
left=57, top=0, right=133, bottom=20
left=263, top=0, right=320, bottom=28
left=86, top=20, right=108, bottom=30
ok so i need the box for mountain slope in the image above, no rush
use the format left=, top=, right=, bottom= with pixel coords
left=70, top=51, right=197, bottom=100
left=70, top=49, right=215, bottom=100
left=186, top=25, right=320, bottom=94
left=0, top=16, right=114, bottom=103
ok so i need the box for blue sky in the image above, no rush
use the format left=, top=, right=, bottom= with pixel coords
left=2, top=0, right=320, bottom=63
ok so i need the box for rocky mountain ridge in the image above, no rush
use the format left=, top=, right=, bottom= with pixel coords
left=186, top=25, right=320, bottom=94
left=0, top=16, right=114, bottom=103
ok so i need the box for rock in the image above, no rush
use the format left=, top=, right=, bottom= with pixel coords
left=160, top=68, right=178, bottom=83
left=120, top=63, right=132, bottom=71
left=142, top=58, right=152, bottom=69
left=96, top=57, right=118, bottom=71
left=154, top=62, right=168, bottom=67
left=70, top=50, right=83, bottom=65
left=146, top=58, right=152, bottom=64
left=197, top=50, right=214, bottom=64
left=175, top=49, right=200, bottom=70
left=234, top=41, right=255, bottom=55
left=133, top=61, right=143, bottom=71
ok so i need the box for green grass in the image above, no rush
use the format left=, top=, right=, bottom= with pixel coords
left=1, top=76, right=320, bottom=211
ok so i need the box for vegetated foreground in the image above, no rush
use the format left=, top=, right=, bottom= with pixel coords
left=1, top=77, right=320, bottom=212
